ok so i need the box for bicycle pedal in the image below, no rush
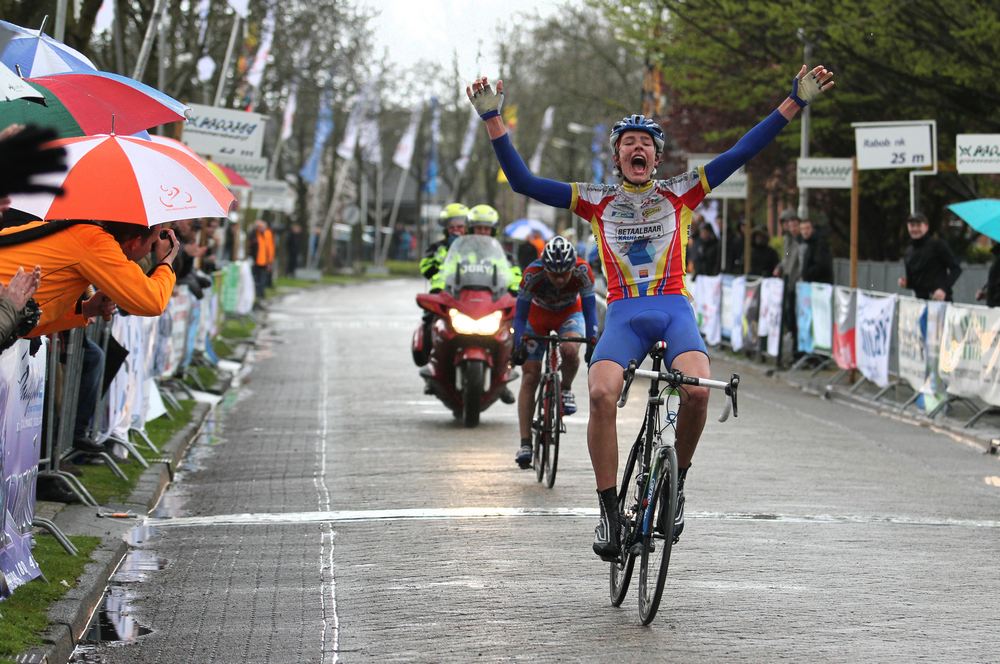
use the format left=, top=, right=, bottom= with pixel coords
left=628, top=542, right=643, bottom=556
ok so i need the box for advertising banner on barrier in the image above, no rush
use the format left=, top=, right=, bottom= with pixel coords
left=938, top=304, right=1000, bottom=405
left=237, top=261, right=255, bottom=315
left=742, top=278, right=761, bottom=350
left=0, top=340, right=47, bottom=598
left=897, top=297, right=946, bottom=411
left=729, top=276, right=747, bottom=351
left=693, top=275, right=722, bottom=346
left=811, top=283, right=833, bottom=354
left=221, top=263, right=240, bottom=314
left=796, top=282, right=814, bottom=354
left=833, top=287, right=857, bottom=369
left=759, top=277, right=784, bottom=357
left=926, top=302, right=948, bottom=400
left=720, top=275, right=735, bottom=341
left=856, top=291, right=896, bottom=387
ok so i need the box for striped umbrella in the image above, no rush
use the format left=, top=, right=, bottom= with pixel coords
left=8, top=134, right=235, bottom=226
left=0, top=19, right=97, bottom=77
left=0, top=71, right=188, bottom=137
left=205, top=159, right=251, bottom=188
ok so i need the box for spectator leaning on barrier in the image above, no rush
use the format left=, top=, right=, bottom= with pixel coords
left=0, top=266, right=41, bottom=353
left=975, top=241, right=1000, bottom=307
left=799, top=218, right=833, bottom=284
left=0, top=220, right=179, bottom=338
left=898, top=213, right=962, bottom=301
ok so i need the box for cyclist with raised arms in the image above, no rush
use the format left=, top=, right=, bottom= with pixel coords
left=511, top=235, right=599, bottom=468
left=468, top=64, right=834, bottom=560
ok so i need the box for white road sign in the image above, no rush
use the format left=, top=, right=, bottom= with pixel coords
left=854, top=122, right=934, bottom=170
left=250, top=180, right=295, bottom=213
left=212, top=155, right=269, bottom=184
left=182, top=103, right=267, bottom=159
left=797, top=158, right=853, bottom=189
left=956, top=134, right=1000, bottom=174
left=687, top=153, right=746, bottom=199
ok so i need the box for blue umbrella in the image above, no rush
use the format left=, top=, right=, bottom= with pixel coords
left=0, top=19, right=97, bottom=77
left=947, top=199, right=1000, bottom=242
left=504, top=218, right=554, bottom=241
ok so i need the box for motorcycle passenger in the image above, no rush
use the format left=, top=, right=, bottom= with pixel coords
left=511, top=235, right=599, bottom=468
left=414, top=203, right=468, bottom=366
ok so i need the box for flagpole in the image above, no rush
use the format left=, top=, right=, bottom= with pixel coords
left=132, top=0, right=169, bottom=80
left=214, top=15, right=242, bottom=107
left=311, top=158, right=351, bottom=269
left=380, top=165, right=409, bottom=265
left=54, top=0, right=67, bottom=41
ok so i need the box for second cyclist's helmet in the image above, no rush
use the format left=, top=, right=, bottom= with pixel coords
left=439, top=202, right=469, bottom=226
left=609, top=114, right=665, bottom=154
left=542, top=235, right=577, bottom=273
left=467, top=204, right=500, bottom=235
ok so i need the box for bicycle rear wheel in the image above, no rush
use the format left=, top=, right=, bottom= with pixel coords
left=637, top=445, right=678, bottom=625
left=543, top=373, right=561, bottom=488
left=609, top=434, right=642, bottom=606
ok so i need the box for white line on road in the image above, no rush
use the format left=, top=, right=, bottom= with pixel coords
left=317, top=332, right=339, bottom=664
left=145, top=507, right=1000, bottom=530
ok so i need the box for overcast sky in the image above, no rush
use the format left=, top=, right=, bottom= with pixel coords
left=365, top=0, right=566, bottom=82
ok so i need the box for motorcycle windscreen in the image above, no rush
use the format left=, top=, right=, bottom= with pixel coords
left=441, top=236, right=512, bottom=296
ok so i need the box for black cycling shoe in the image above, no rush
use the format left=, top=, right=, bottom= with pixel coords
left=499, top=387, right=516, bottom=404
left=515, top=444, right=532, bottom=469
left=593, top=501, right=620, bottom=562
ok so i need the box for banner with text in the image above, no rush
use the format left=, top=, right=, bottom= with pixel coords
left=693, top=275, right=722, bottom=346
left=811, top=283, right=833, bottom=354
left=759, top=277, right=784, bottom=357
left=183, top=104, right=267, bottom=159
left=856, top=291, right=896, bottom=387
left=796, top=281, right=814, bottom=354
left=833, top=287, right=857, bottom=369
left=938, top=304, right=1000, bottom=406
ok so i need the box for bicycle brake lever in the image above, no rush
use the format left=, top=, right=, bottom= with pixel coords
left=729, top=373, right=739, bottom=418
left=617, top=360, right=638, bottom=408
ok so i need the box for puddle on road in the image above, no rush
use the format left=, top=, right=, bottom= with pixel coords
left=112, top=550, right=168, bottom=583
left=70, top=587, right=152, bottom=661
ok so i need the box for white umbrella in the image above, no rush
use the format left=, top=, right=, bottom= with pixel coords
left=0, top=62, right=42, bottom=101
left=504, top=218, right=555, bottom=241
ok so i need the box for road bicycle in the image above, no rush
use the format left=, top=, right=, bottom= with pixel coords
left=523, top=333, right=587, bottom=488
left=609, top=340, right=740, bottom=624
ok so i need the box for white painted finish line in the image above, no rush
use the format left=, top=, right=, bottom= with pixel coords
left=144, top=507, right=1000, bottom=530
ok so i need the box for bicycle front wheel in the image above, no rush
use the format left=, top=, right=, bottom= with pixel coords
left=532, top=379, right=548, bottom=483
left=543, top=373, right=561, bottom=488
left=637, top=445, right=678, bottom=625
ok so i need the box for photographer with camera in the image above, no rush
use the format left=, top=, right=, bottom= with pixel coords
left=0, top=219, right=179, bottom=338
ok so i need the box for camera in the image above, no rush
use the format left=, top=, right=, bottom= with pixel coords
left=159, top=230, right=169, bottom=239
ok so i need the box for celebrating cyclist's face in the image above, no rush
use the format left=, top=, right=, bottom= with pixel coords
left=545, top=270, right=571, bottom=289
left=446, top=219, right=466, bottom=237
left=614, top=130, right=660, bottom=185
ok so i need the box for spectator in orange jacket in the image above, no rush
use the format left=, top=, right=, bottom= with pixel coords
left=0, top=220, right=179, bottom=337
left=247, top=218, right=275, bottom=301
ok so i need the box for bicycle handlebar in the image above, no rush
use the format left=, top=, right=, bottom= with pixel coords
left=617, top=364, right=740, bottom=422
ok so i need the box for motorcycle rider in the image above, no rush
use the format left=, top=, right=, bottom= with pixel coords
left=511, top=235, right=598, bottom=468
left=414, top=203, right=468, bottom=366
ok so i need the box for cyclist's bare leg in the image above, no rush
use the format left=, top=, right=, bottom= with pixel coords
left=587, top=359, right=625, bottom=491
left=671, top=350, right=711, bottom=468
left=559, top=334, right=582, bottom=389
left=518, top=361, right=542, bottom=441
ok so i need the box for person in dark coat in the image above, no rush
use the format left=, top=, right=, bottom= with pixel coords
left=898, top=213, right=962, bottom=301
left=976, top=240, right=1000, bottom=307
left=749, top=226, right=780, bottom=276
left=693, top=222, right=721, bottom=276
left=799, top=218, right=833, bottom=283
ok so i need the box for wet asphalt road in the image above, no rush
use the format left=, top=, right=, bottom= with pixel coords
left=74, top=279, right=1000, bottom=663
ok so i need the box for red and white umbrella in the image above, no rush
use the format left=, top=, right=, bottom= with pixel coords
left=9, top=134, right=235, bottom=226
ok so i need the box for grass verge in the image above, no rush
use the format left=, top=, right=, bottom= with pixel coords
left=73, top=399, right=196, bottom=505
left=0, top=535, right=101, bottom=663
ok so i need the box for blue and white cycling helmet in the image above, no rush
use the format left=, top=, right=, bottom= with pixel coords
left=609, top=114, right=665, bottom=154
left=541, top=235, right=577, bottom=273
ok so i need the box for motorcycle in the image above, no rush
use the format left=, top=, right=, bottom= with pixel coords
left=413, top=235, right=518, bottom=427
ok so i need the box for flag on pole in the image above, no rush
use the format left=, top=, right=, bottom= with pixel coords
left=227, top=0, right=249, bottom=18
left=299, top=89, right=334, bottom=184
left=280, top=83, right=298, bottom=141
left=424, top=96, right=440, bottom=195
left=454, top=105, right=479, bottom=177
left=528, top=106, right=555, bottom=173
left=95, top=0, right=115, bottom=35
left=358, top=88, right=382, bottom=166
left=336, top=85, right=372, bottom=160
left=591, top=123, right=606, bottom=184
left=196, top=0, right=211, bottom=45
left=244, top=9, right=275, bottom=110
left=393, top=104, right=423, bottom=171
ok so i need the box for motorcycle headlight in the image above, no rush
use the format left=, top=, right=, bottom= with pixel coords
left=449, top=309, right=502, bottom=335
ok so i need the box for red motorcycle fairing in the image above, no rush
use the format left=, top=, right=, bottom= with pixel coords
left=414, top=288, right=518, bottom=427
